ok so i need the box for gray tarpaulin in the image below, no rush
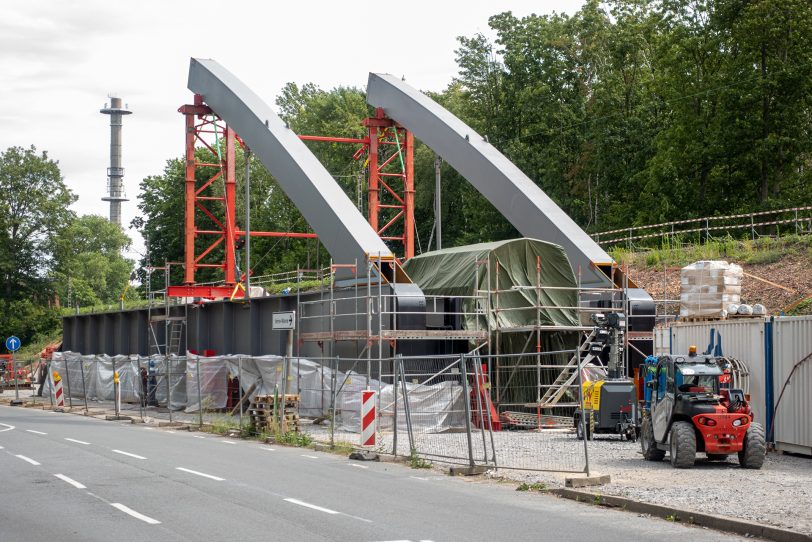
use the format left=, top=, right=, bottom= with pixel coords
left=51, top=352, right=465, bottom=433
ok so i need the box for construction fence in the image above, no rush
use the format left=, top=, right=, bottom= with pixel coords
left=3, top=351, right=593, bottom=475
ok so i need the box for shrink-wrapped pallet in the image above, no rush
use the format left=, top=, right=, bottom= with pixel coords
left=680, top=260, right=743, bottom=319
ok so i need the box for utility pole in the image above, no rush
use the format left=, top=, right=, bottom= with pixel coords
left=244, top=149, right=251, bottom=300
left=435, top=155, right=442, bottom=250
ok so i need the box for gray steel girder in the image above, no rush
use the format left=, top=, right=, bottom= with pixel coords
left=366, top=73, right=613, bottom=287
left=188, top=59, right=392, bottom=276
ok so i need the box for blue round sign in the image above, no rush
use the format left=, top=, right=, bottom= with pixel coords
left=5, top=336, right=21, bottom=352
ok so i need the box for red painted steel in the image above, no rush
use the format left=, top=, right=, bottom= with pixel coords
left=174, top=97, right=414, bottom=297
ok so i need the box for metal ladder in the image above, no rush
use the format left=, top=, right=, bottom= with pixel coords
left=538, top=329, right=599, bottom=408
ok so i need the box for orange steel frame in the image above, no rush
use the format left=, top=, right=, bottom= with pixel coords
left=170, top=97, right=413, bottom=298
left=300, top=107, right=415, bottom=259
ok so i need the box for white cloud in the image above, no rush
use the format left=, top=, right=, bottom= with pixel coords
left=0, top=0, right=585, bottom=262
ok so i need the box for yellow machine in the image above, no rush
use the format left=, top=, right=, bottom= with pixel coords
left=575, top=378, right=637, bottom=441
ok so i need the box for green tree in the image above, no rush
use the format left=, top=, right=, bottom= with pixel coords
left=52, top=215, right=134, bottom=307
left=0, top=145, right=76, bottom=301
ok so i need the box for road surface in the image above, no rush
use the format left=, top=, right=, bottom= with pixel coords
left=0, top=405, right=737, bottom=541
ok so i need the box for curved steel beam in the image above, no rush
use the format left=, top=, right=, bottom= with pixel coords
left=366, top=73, right=614, bottom=287
left=188, top=58, right=392, bottom=276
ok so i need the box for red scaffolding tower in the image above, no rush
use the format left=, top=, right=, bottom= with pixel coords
left=168, top=96, right=414, bottom=298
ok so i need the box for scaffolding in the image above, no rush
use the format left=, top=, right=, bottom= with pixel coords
left=146, top=261, right=187, bottom=357
left=292, top=254, right=648, bottom=427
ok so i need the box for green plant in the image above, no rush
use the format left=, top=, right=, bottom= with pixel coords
left=408, top=451, right=432, bottom=469
left=274, top=430, right=313, bottom=447
left=516, top=482, right=547, bottom=492
left=329, top=440, right=356, bottom=455
left=745, top=249, right=783, bottom=265
left=210, top=415, right=241, bottom=435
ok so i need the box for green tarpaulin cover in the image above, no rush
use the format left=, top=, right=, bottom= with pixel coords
left=403, top=238, right=579, bottom=329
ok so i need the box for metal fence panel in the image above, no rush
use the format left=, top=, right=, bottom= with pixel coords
left=772, top=316, right=812, bottom=454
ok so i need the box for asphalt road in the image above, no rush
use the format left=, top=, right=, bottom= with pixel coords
left=0, top=405, right=736, bottom=542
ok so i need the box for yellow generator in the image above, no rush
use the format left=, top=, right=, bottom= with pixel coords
left=574, top=379, right=637, bottom=441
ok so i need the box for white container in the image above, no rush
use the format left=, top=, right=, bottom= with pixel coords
left=668, top=318, right=768, bottom=427
left=771, top=316, right=812, bottom=455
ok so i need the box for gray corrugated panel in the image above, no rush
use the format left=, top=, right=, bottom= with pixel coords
left=366, top=73, right=612, bottom=287
left=188, top=59, right=392, bottom=274
left=772, top=316, right=812, bottom=454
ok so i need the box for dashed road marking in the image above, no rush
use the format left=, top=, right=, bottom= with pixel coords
left=349, top=463, right=369, bottom=469
left=283, top=498, right=339, bottom=515
left=65, top=438, right=90, bottom=445
left=301, top=454, right=319, bottom=459
left=112, top=449, right=147, bottom=460
left=54, top=474, right=86, bottom=489
left=25, top=429, right=47, bottom=435
left=15, top=454, right=40, bottom=466
left=110, top=503, right=161, bottom=525
left=222, top=440, right=237, bottom=445
left=192, top=435, right=206, bottom=439
left=176, top=467, right=225, bottom=481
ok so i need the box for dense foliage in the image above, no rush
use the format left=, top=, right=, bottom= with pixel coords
left=0, top=146, right=134, bottom=346
left=135, top=0, right=811, bottom=278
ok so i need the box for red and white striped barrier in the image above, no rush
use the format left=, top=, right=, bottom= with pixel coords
left=361, top=390, right=376, bottom=447
left=53, top=371, right=64, bottom=408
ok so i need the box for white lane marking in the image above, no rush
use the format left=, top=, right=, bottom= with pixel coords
left=283, top=498, right=339, bottom=515
left=260, top=447, right=275, bottom=451
left=349, top=463, right=369, bottom=469
left=65, top=438, right=90, bottom=445
left=25, top=429, right=47, bottom=435
left=0, top=423, right=16, bottom=432
left=166, top=430, right=176, bottom=434
left=192, top=435, right=206, bottom=439
left=54, top=474, right=86, bottom=489
left=112, top=449, right=147, bottom=460
left=16, top=454, right=41, bottom=466
left=0, top=445, right=4, bottom=449
left=222, top=440, right=236, bottom=445
left=410, top=476, right=430, bottom=481
left=175, top=467, right=225, bottom=481
left=110, top=503, right=161, bottom=525
left=301, top=454, right=318, bottom=459
left=142, top=427, right=154, bottom=430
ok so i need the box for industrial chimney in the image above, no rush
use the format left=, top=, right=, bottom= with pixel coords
left=100, top=96, right=132, bottom=226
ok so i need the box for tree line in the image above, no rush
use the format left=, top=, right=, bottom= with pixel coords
left=137, top=0, right=812, bottom=280
left=0, top=146, right=134, bottom=345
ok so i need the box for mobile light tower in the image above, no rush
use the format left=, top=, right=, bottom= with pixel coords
left=100, top=96, right=132, bottom=226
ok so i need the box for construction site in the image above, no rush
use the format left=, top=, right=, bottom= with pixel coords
left=3, top=57, right=812, bottom=538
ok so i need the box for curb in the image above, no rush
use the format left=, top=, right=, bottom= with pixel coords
left=550, top=488, right=810, bottom=542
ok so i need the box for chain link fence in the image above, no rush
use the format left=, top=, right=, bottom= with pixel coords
left=3, top=350, right=592, bottom=475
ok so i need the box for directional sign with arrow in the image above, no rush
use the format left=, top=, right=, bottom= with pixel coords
left=5, top=336, right=21, bottom=352
left=272, top=311, right=296, bottom=330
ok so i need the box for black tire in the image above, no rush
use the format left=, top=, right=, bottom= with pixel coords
left=738, top=422, right=766, bottom=469
left=670, top=421, right=697, bottom=468
left=706, top=453, right=728, bottom=461
left=641, top=416, right=665, bottom=461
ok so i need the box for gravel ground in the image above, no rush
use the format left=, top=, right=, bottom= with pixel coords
left=506, top=434, right=812, bottom=537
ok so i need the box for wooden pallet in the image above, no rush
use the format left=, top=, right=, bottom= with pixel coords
left=249, top=394, right=300, bottom=433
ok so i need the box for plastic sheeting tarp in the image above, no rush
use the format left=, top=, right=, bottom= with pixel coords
left=403, top=237, right=579, bottom=329
left=52, top=352, right=467, bottom=433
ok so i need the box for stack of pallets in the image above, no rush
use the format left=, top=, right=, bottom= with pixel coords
left=249, top=394, right=300, bottom=433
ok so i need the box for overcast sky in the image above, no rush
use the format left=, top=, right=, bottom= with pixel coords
left=1, top=0, right=585, bottom=259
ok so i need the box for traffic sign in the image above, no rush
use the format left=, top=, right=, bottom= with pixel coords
left=5, top=336, right=21, bottom=352
left=272, top=311, right=296, bottom=330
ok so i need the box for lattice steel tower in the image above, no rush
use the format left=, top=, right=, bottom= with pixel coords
left=100, top=96, right=131, bottom=226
